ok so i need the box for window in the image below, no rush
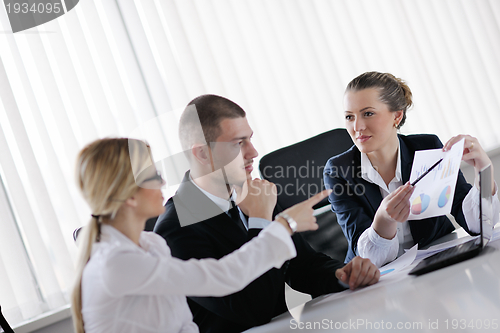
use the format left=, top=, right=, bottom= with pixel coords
left=1, top=0, right=499, bottom=327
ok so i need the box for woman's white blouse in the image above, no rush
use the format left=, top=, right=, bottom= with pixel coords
left=81, top=223, right=296, bottom=333
left=357, top=150, right=500, bottom=267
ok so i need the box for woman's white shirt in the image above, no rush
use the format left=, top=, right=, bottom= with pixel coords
left=357, top=148, right=500, bottom=267
left=81, top=222, right=296, bottom=333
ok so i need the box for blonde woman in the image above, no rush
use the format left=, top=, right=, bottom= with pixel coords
left=71, top=138, right=334, bottom=333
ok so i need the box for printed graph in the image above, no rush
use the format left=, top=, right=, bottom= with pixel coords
left=438, top=186, right=452, bottom=208
left=408, top=139, right=463, bottom=220
left=440, top=158, right=457, bottom=179
left=411, top=193, right=431, bottom=215
left=413, top=161, right=443, bottom=181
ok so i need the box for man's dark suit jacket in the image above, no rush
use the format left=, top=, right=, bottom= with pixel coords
left=324, top=134, right=474, bottom=263
left=154, top=172, right=346, bottom=333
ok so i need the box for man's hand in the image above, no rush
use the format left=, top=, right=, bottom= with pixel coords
left=237, top=179, right=277, bottom=221
left=335, top=257, right=380, bottom=290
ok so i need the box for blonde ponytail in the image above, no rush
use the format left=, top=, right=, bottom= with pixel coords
left=71, top=217, right=100, bottom=333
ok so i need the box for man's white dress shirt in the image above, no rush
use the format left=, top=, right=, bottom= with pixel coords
left=190, top=176, right=272, bottom=230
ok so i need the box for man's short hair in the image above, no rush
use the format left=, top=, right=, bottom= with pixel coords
left=178, top=94, right=246, bottom=153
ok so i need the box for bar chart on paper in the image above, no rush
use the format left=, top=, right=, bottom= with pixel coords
left=440, top=159, right=457, bottom=179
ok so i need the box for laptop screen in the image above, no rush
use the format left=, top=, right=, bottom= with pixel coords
left=479, top=164, right=493, bottom=246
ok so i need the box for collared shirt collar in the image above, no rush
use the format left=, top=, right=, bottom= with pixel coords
left=360, top=142, right=411, bottom=245
left=360, top=142, right=402, bottom=194
left=97, top=224, right=150, bottom=253
left=189, top=173, right=236, bottom=212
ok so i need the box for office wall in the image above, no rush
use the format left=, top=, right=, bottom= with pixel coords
left=461, top=147, right=500, bottom=186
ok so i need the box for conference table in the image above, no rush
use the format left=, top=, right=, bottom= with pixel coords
left=245, top=227, right=500, bottom=332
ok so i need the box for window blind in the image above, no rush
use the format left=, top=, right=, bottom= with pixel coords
left=0, top=0, right=499, bottom=326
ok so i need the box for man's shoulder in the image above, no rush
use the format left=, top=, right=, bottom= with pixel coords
left=153, top=197, right=181, bottom=234
left=154, top=194, right=220, bottom=236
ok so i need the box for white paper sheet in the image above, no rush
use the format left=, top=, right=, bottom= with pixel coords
left=408, top=138, right=465, bottom=220
left=379, top=244, right=418, bottom=279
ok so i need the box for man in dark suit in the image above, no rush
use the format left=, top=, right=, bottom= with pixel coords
left=154, top=94, right=379, bottom=333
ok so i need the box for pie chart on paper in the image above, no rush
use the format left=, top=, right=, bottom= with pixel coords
left=438, top=186, right=452, bottom=208
left=411, top=193, right=431, bottom=215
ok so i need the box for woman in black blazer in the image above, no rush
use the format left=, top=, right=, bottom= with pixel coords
left=324, top=72, right=498, bottom=267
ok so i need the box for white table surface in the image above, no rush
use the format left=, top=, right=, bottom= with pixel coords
left=245, top=228, right=500, bottom=332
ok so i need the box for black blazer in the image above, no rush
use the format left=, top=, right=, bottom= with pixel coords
left=324, top=134, right=473, bottom=263
left=154, top=171, right=345, bottom=333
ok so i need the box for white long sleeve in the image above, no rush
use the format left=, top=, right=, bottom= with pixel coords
left=462, top=183, right=500, bottom=233
left=355, top=143, right=500, bottom=269
left=358, top=226, right=399, bottom=268
left=81, top=222, right=296, bottom=333
left=101, top=222, right=295, bottom=298
left=358, top=183, right=500, bottom=268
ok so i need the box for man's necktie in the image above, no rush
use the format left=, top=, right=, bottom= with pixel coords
left=228, top=200, right=247, bottom=233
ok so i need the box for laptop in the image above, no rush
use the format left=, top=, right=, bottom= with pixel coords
left=409, top=164, right=493, bottom=276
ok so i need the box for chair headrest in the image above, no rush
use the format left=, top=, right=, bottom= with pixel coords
left=259, top=129, right=353, bottom=210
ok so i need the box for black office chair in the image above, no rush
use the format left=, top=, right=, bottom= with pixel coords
left=144, top=217, right=157, bottom=231
left=259, top=128, right=353, bottom=260
left=0, top=305, right=15, bottom=333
